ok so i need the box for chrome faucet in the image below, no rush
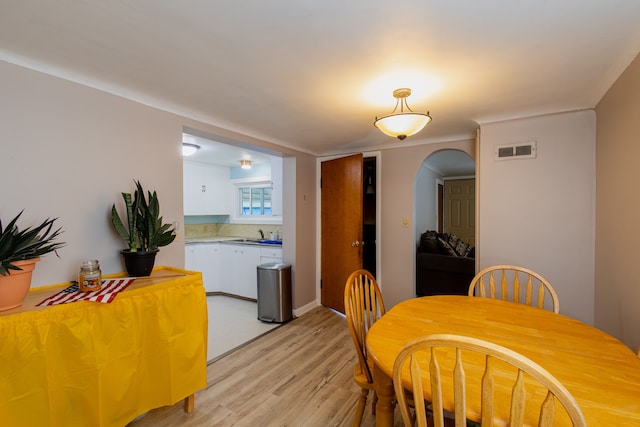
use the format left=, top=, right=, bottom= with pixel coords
left=258, top=229, right=264, bottom=239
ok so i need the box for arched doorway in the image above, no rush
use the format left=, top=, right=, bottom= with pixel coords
left=414, top=149, right=476, bottom=296
left=415, top=149, right=476, bottom=243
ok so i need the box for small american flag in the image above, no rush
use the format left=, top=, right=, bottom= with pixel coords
left=36, top=278, right=135, bottom=306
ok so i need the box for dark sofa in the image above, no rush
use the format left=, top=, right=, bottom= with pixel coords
left=416, top=231, right=475, bottom=297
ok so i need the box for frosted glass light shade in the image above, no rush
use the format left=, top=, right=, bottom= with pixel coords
left=182, top=143, right=200, bottom=156
left=374, top=112, right=432, bottom=140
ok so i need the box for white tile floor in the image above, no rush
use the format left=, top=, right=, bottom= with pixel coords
left=206, top=295, right=280, bottom=362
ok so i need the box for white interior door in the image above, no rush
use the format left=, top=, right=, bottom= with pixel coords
left=444, top=178, right=475, bottom=245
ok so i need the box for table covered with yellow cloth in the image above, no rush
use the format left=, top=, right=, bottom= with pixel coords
left=0, top=266, right=208, bottom=427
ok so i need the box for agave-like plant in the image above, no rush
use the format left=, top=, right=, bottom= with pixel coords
left=111, top=180, right=176, bottom=252
left=0, top=211, right=65, bottom=276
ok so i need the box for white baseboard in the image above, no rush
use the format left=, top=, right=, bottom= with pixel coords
left=293, top=300, right=319, bottom=318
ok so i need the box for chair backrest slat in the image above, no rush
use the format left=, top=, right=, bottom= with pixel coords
left=480, top=355, right=495, bottom=426
left=510, top=370, right=526, bottom=425
left=491, top=273, right=497, bottom=299
left=411, top=355, right=429, bottom=427
left=536, top=282, right=546, bottom=310
left=539, top=391, right=557, bottom=427
left=453, top=348, right=466, bottom=427
left=428, top=348, right=444, bottom=427
left=512, top=271, right=520, bottom=304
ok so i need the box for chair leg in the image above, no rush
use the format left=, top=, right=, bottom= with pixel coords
left=371, top=391, right=378, bottom=415
left=353, top=387, right=369, bottom=427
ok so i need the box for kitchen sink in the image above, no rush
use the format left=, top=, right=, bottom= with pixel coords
left=226, top=238, right=282, bottom=245
left=257, top=239, right=282, bottom=245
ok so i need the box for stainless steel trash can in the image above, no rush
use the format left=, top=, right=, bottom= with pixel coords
left=257, top=263, right=292, bottom=323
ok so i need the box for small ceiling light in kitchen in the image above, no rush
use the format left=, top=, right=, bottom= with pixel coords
left=240, top=160, right=252, bottom=169
left=182, top=143, right=200, bottom=157
left=374, top=88, right=432, bottom=140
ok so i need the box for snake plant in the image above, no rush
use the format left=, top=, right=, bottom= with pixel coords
left=111, top=180, right=176, bottom=252
left=0, top=211, right=65, bottom=275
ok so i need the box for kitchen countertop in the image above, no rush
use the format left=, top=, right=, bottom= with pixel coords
left=185, top=237, right=239, bottom=243
left=185, top=237, right=282, bottom=246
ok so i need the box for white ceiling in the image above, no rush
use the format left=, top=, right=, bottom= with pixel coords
left=182, top=133, right=275, bottom=168
left=2, top=1, right=640, bottom=159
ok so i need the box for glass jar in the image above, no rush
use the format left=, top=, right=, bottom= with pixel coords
left=79, top=260, right=102, bottom=292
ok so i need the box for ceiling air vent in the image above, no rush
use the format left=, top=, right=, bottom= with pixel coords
left=495, top=141, right=537, bottom=161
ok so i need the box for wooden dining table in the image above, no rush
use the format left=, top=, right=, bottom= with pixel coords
left=365, top=295, right=640, bottom=426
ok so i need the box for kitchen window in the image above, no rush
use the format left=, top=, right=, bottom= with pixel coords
left=239, top=184, right=272, bottom=217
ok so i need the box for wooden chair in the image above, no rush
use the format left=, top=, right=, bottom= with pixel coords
left=393, top=334, right=587, bottom=427
left=344, top=269, right=385, bottom=426
left=468, top=264, right=560, bottom=313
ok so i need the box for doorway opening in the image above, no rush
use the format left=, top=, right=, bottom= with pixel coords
left=181, top=128, right=287, bottom=362
left=414, top=149, right=476, bottom=297
left=362, top=157, right=377, bottom=275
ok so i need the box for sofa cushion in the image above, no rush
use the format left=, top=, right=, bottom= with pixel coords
left=455, top=239, right=476, bottom=257
left=419, top=230, right=475, bottom=259
left=419, top=231, right=441, bottom=254
left=437, top=236, right=458, bottom=256
left=467, top=246, right=475, bottom=258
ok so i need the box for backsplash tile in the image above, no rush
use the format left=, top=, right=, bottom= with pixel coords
left=184, top=223, right=220, bottom=238
left=185, top=223, right=281, bottom=239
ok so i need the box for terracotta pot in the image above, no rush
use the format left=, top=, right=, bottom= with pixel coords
left=120, top=249, right=158, bottom=277
left=0, top=257, right=40, bottom=311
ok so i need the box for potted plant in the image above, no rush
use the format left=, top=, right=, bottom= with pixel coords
left=0, top=211, right=65, bottom=311
left=111, top=180, right=176, bottom=276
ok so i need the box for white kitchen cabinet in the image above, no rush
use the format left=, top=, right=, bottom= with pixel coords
left=185, top=243, right=221, bottom=292
left=184, top=161, right=231, bottom=215
left=270, top=157, right=283, bottom=217
left=185, top=245, right=198, bottom=270
left=259, top=246, right=283, bottom=264
left=219, top=244, right=261, bottom=299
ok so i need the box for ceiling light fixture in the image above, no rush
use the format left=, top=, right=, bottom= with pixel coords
left=240, top=160, right=252, bottom=169
left=182, top=143, right=200, bottom=157
left=374, top=88, right=432, bottom=140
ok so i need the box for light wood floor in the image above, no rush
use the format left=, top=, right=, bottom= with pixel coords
left=127, top=306, right=404, bottom=427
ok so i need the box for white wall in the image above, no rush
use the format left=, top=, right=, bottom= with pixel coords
left=414, top=164, right=442, bottom=243
left=0, top=61, right=185, bottom=287
left=478, top=110, right=596, bottom=324
left=0, top=60, right=317, bottom=309
left=288, top=153, right=317, bottom=309
left=595, top=50, right=640, bottom=349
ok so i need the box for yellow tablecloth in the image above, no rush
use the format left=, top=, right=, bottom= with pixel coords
left=0, top=266, right=208, bottom=427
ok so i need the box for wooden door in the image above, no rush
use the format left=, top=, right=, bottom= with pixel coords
left=321, top=154, right=363, bottom=313
left=443, top=178, right=475, bottom=245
